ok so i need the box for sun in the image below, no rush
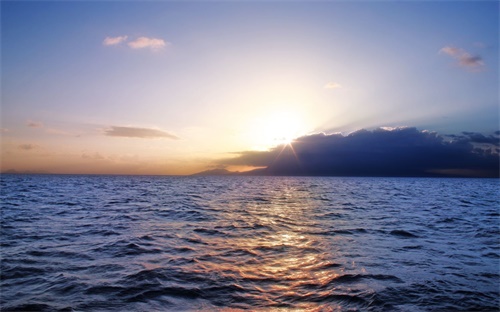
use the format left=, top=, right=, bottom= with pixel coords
left=271, top=117, right=297, bottom=146
left=280, top=135, right=294, bottom=146
left=245, top=111, right=306, bottom=150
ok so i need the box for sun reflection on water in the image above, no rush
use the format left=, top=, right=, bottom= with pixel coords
left=137, top=178, right=357, bottom=309
left=198, top=182, right=343, bottom=308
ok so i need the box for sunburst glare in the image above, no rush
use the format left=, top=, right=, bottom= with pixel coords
left=245, top=110, right=308, bottom=151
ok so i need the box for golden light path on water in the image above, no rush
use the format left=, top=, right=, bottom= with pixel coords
left=178, top=181, right=349, bottom=310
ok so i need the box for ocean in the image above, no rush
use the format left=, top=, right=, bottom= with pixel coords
left=1, top=175, right=499, bottom=311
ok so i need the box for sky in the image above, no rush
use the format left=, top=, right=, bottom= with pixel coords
left=1, top=1, right=499, bottom=176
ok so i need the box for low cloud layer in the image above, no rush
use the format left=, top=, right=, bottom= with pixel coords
left=440, top=46, right=484, bottom=70
left=220, top=127, right=499, bottom=177
left=104, top=126, right=179, bottom=139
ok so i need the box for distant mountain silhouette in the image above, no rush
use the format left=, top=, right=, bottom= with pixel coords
left=192, top=168, right=267, bottom=176
left=192, top=168, right=237, bottom=176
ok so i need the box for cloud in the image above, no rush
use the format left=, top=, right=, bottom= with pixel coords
left=103, top=35, right=128, bottom=46
left=324, top=82, right=342, bottom=89
left=446, top=131, right=500, bottom=146
left=128, top=37, right=168, bottom=51
left=27, top=120, right=43, bottom=128
left=45, top=128, right=74, bottom=136
left=82, top=152, right=105, bottom=160
left=103, top=35, right=169, bottom=51
left=1, top=128, right=9, bottom=133
left=18, top=143, right=40, bottom=151
left=24, top=121, right=77, bottom=136
left=104, top=126, right=179, bottom=139
left=474, top=42, right=487, bottom=49
left=439, top=46, right=484, bottom=70
left=219, top=127, right=499, bottom=178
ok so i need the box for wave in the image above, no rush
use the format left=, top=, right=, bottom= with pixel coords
left=1, top=175, right=498, bottom=311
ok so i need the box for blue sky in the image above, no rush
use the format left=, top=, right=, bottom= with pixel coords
left=1, top=1, right=498, bottom=175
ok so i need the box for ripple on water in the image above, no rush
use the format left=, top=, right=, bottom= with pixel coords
left=1, top=175, right=498, bottom=311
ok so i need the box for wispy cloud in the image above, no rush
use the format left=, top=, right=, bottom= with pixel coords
left=474, top=42, right=487, bottom=49
left=439, top=46, right=484, bottom=70
left=128, top=37, right=168, bottom=51
left=103, top=35, right=128, bottom=46
left=27, top=120, right=43, bottom=128
left=82, top=152, right=106, bottom=160
left=324, top=82, right=342, bottom=89
left=104, top=126, right=179, bottom=139
left=18, top=143, right=40, bottom=151
left=24, top=120, right=77, bottom=136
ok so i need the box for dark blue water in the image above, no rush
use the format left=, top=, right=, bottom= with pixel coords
left=1, top=175, right=499, bottom=311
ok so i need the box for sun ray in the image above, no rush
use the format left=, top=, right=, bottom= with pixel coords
left=269, top=141, right=302, bottom=174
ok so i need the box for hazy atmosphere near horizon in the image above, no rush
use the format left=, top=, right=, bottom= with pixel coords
left=1, top=1, right=499, bottom=176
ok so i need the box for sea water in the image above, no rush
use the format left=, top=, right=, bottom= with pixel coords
left=1, top=175, right=499, bottom=311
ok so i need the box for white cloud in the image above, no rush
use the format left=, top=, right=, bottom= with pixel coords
left=439, top=46, right=484, bottom=70
left=103, top=35, right=170, bottom=52
left=324, top=82, right=342, bottom=89
left=128, top=37, right=168, bottom=51
left=103, top=35, right=128, bottom=46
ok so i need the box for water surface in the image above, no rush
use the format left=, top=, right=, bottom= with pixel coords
left=1, top=175, right=499, bottom=311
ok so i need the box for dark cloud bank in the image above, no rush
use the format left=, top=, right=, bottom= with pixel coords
left=214, top=127, right=499, bottom=178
